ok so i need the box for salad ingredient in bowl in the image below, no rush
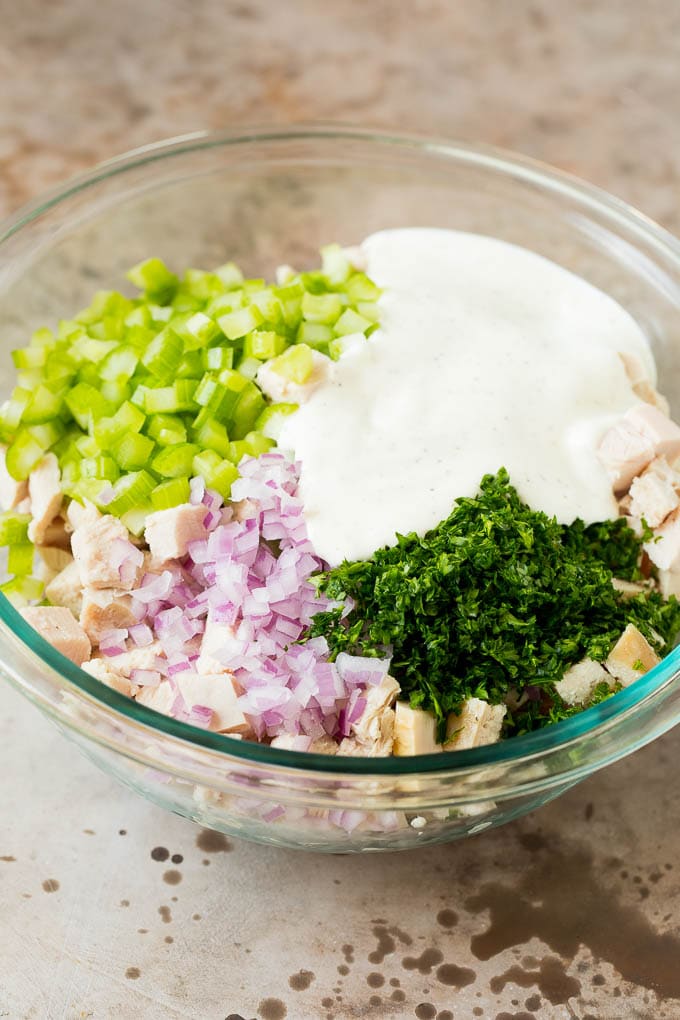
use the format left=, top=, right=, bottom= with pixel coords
left=3, top=225, right=680, bottom=761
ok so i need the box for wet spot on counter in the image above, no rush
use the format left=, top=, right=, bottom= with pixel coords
left=203, top=859, right=211, bottom=866
left=367, top=973, right=384, bottom=988
left=414, top=1004, right=436, bottom=1020
left=42, top=879, right=59, bottom=893
left=165, top=935, right=174, bottom=944
left=138, top=928, right=148, bottom=935
left=342, top=944, right=355, bottom=964
left=0, top=856, right=16, bottom=862
left=289, top=970, right=314, bottom=991
left=83, top=828, right=95, bottom=835
left=226, top=1015, right=254, bottom=1020
left=125, top=967, right=141, bottom=980
left=665, top=863, right=673, bottom=871
left=196, top=829, right=233, bottom=853
left=119, top=829, right=127, bottom=836
left=21, top=893, right=31, bottom=899
left=369, top=996, right=381, bottom=1007
left=390, top=978, right=400, bottom=987
left=466, top=833, right=680, bottom=1000
left=163, top=869, right=182, bottom=886
left=436, top=908, right=458, bottom=928
left=403, top=948, right=444, bottom=974
left=120, top=899, right=130, bottom=907
left=489, top=958, right=579, bottom=1005
left=369, top=924, right=411, bottom=965
left=391, top=990, right=406, bottom=1002
left=517, top=832, right=546, bottom=853
left=158, top=905, right=172, bottom=923
left=438, top=1012, right=454, bottom=1020
left=584, top=802, right=594, bottom=821
left=171, top=896, right=178, bottom=903
left=525, top=993, right=541, bottom=1011
left=151, top=846, right=169, bottom=862
left=171, top=853, right=184, bottom=864
left=337, top=965, right=349, bottom=976
left=333, top=878, right=341, bottom=885
left=592, top=974, right=605, bottom=987
left=473, top=1010, right=484, bottom=1017
left=258, top=998, right=286, bottom=1020
left=649, top=871, right=663, bottom=884
left=436, top=963, right=476, bottom=988
left=495, top=1013, right=534, bottom=1020
left=193, top=913, right=201, bottom=921
left=321, top=998, right=334, bottom=1008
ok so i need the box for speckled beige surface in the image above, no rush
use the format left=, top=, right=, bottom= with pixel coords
left=2, top=2, right=680, bottom=1019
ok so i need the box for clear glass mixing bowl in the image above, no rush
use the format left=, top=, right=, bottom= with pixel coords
left=2, top=126, right=680, bottom=852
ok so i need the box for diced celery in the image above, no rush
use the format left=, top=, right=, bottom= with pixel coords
left=176, top=351, right=204, bottom=379
left=5, top=431, right=45, bottom=481
left=296, top=321, right=334, bottom=348
left=101, top=380, right=132, bottom=407
left=0, top=575, right=43, bottom=606
left=71, top=335, right=118, bottom=364
left=26, top=422, right=63, bottom=449
left=249, top=289, right=284, bottom=324
left=345, top=272, right=382, bottom=302
left=230, top=384, right=266, bottom=439
left=214, top=261, right=244, bottom=290
left=65, top=382, right=111, bottom=429
left=106, top=470, right=156, bottom=515
left=236, top=356, right=261, bottom=381
left=171, top=311, right=221, bottom=351
left=99, top=346, right=139, bottom=381
left=80, top=456, right=120, bottom=482
left=151, top=443, right=199, bottom=478
left=143, top=381, right=197, bottom=413
left=243, top=331, right=287, bottom=360
left=255, top=402, right=299, bottom=441
left=20, top=385, right=63, bottom=425
left=301, top=291, right=343, bottom=324
left=120, top=505, right=153, bottom=537
left=12, top=347, right=47, bottom=370
left=193, top=419, right=230, bottom=458
left=127, top=258, right=178, bottom=303
left=203, top=346, right=234, bottom=372
left=356, top=301, right=381, bottom=323
left=76, top=434, right=100, bottom=457
left=0, top=388, right=31, bottom=432
left=141, top=327, right=184, bottom=382
left=181, top=269, right=224, bottom=302
left=111, top=432, right=156, bottom=471
left=243, top=431, right=275, bottom=456
left=0, top=512, right=31, bottom=545
left=124, top=325, right=157, bottom=353
left=217, top=305, right=263, bottom=340
left=150, top=477, right=191, bottom=510
left=328, top=332, right=366, bottom=361
left=146, top=414, right=187, bottom=446
left=93, top=402, right=146, bottom=448
left=321, top=243, right=352, bottom=284
left=268, top=344, right=314, bottom=384
left=192, top=449, right=222, bottom=481
left=333, top=308, right=373, bottom=336
left=7, top=542, right=34, bottom=577
left=206, top=459, right=239, bottom=499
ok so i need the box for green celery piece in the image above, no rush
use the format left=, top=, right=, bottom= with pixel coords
left=243, top=330, right=287, bottom=361
left=255, top=402, right=298, bottom=441
left=214, top=262, right=244, bottom=290
left=236, top=356, right=261, bottom=381
left=192, top=449, right=222, bottom=481
left=65, top=382, right=111, bottom=429
left=193, top=419, right=230, bottom=458
left=301, top=291, right=343, bottom=324
left=111, top=432, right=156, bottom=471
left=203, top=346, right=234, bottom=372
left=106, top=470, right=156, bottom=515
left=0, top=389, right=31, bottom=432
left=120, top=504, right=154, bottom=537
left=20, top=385, right=63, bottom=425
left=127, top=258, right=179, bottom=303
left=8, top=542, right=34, bottom=577
left=243, top=431, right=275, bottom=456
left=99, top=346, right=139, bottom=381
left=80, top=456, right=120, bottom=482
left=100, top=380, right=132, bottom=407
left=151, top=443, right=200, bottom=478
left=5, top=431, right=46, bottom=481
left=171, top=311, right=222, bottom=351
left=71, top=335, right=119, bottom=364
left=12, top=347, right=47, bottom=371
left=0, top=575, right=43, bottom=606
left=181, top=269, right=225, bottom=302
left=217, top=305, right=264, bottom=340
left=356, top=301, right=381, bottom=323
left=226, top=440, right=250, bottom=464
left=143, top=381, right=197, bottom=414
left=333, top=308, right=373, bottom=336
left=146, top=414, right=187, bottom=446
left=0, top=512, right=31, bottom=545
left=150, top=477, right=191, bottom=510
left=93, top=402, right=146, bottom=449
left=206, top=459, right=239, bottom=500
left=328, top=333, right=365, bottom=361
left=320, top=243, right=352, bottom=284
left=230, top=384, right=266, bottom=440
left=345, top=272, right=382, bottom=302
left=141, top=327, right=185, bottom=383
left=296, top=321, right=334, bottom=348
left=249, top=289, right=284, bottom=324
left=268, top=344, right=314, bottom=384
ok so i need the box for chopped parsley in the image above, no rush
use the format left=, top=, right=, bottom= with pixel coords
left=307, top=469, right=680, bottom=739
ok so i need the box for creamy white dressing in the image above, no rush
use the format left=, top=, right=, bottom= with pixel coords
left=279, top=228, right=655, bottom=566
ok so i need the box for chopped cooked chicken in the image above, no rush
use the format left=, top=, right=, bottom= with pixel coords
left=393, top=701, right=441, bottom=756
left=27, top=453, right=62, bottom=545
left=257, top=349, right=333, bottom=404
left=144, top=503, right=207, bottom=562
left=644, top=508, right=680, bottom=571
left=0, top=445, right=28, bottom=511
left=81, top=657, right=133, bottom=697
left=102, top=642, right=165, bottom=678
left=65, top=499, right=100, bottom=532
left=270, top=733, right=339, bottom=754
left=628, top=456, right=680, bottom=527
left=605, top=623, right=661, bottom=687
left=195, top=612, right=238, bottom=674
left=20, top=605, right=91, bottom=665
left=45, top=560, right=84, bottom=619
left=79, top=587, right=138, bottom=644
left=598, top=405, right=680, bottom=492
left=619, top=352, right=670, bottom=415
left=554, top=658, right=613, bottom=707
left=137, top=672, right=250, bottom=735
left=37, top=546, right=73, bottom=576
left=611, top=577, right=651, bottom=599
left=337, top=674, right=400, bottom=756
left=71, top=514, right=143, bottom=590
left=445, top=698, right=506, bottom=750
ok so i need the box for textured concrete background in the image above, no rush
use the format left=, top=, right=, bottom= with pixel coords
left=2, top=2, right=680, bottom=1018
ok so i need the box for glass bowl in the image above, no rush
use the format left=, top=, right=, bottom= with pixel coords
left=2, top=125, right=680, bottom=853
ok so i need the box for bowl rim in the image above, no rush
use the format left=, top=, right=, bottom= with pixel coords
left=3, top=122, right=680, bottom=777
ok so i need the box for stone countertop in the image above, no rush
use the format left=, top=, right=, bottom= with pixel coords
left=2, top=2, right=680, bottom=1019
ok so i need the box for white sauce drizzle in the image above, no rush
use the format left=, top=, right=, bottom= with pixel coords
left=280, top=228, right=655, bottom=566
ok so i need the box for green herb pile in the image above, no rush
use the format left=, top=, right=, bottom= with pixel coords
left=307, top=469, right=680, bottom=738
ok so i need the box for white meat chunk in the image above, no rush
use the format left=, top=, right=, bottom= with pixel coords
left=45, top=560, right=83, bottom=619
left=658, top=569, right=680, bottom=598
left=37, top=546, right=73, bottom=576
left=138, top=672, right=250, bottom=734
left=195, top=613, right=238, bottom=674
left=257, top=350, right=333, bottom=405
left=81, top=657, right=132, bottom=697
left=628, top=457, right=680, bottom=527
left=270, top=733, right=339, bottom=754
left=71, top=514, right=143, bottom=590
left=393, top=701, right=441, bottom=756
left=611, top=577, right=650, bottom=599
left=0, top=445, right=28, bottom=511
left=598, top=405, right=680, bottom=493
left=445, top=698, right=506, bottom=750
left=136, top=681, right=175, bottom=715
left=103, top=642, right=165, bottom=678
left=66, top=499, right=100, bottom=532
left=554, top=658, right=613, bottom=707
left=27, top=453, right=63, bottom=544
left=20, top=605, right=91, bottom=665
left=605, top=623, right=661, bottom=687
left=644, top=508, right=680, bottom=571
left=337, top=675, right=400, bottom=757
left=619, top=351, right=670, bottom=416
left=144, top=503, right=207, bottom=562
left=79, top=587, right=137, bottom=645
